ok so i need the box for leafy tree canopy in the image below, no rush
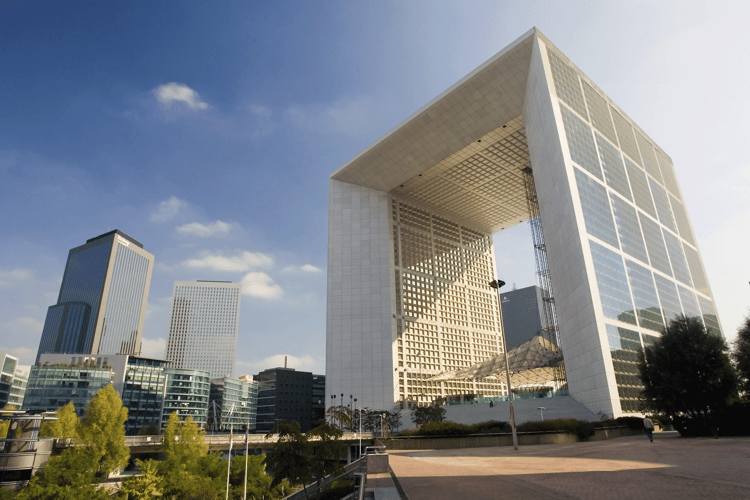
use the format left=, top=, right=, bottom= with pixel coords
left=412, top=406, right=446, bottom=427
left=39, top=402, right=80, bottom=439
left=733, top=315, right=750, bottom=397
left=79, top=384, right=129, bottom=478
left=639, top=315, right=738, bottom=422
left=264, top=421, right=311, bottom=489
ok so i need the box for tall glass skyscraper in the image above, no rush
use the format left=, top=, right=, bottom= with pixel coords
left=326, top=28, right=721, bottom=417
left=165, top=281, right=241, bottom=379
left=36, top=230, right=154, bottom=362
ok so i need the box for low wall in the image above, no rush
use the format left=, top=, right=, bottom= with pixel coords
left=380, top=426, right=642, bottom=450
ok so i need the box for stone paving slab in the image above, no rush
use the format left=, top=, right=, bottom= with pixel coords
left=387, top=432, right=750, bottom=500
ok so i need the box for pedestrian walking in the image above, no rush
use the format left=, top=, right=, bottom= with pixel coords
left=643, top=416, right=654, bottom=442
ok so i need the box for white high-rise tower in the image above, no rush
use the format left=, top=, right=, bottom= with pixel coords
left=165, top=281, right=241, bottom=379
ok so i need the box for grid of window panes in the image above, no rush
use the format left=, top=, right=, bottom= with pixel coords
left=548, top=43, right=722, bottom=338
left=391, top=199, right=505, bottom=405
left=22, top=365, right=113, bottom=417
left=160, top=368, right=210, bottom=429
left=121, top=357, right=168, bottom=435
left=546, top=42, right=724, bottom=411
left=605, top=324, right=644, bottom=413
left=165, top=282, right=241, bottom=379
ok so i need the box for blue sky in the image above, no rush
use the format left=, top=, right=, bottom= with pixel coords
left=2, top=1, right=749, bottom=375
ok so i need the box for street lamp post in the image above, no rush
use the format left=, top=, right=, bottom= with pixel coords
left=490, top=279, right=518, bottom=450
left=538, top=407, right=545, bottom=421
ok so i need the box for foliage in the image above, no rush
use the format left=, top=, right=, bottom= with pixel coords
left=264, top=421, right=312, bottom=489
left=352, top=408, right=400, bottom=434
left=517, top=418, right=596, bottom=440
left=326, top=405, right=351, bottom=430
left=414, top=421, right=472, bottom=436
left=227, top=454, right=286, bottom=500
left=136, top=422, right=160, bottom=436
left=639, top=315, right=738, bottom=430
left=469, top=420, right=511, bottom=434
left=411, top=406, right=446, bottom=427
left=39, top=402, right=80, bottom=439
left=79, top=385, right=130, bottom=478
left=307, top=421, right=345, bottom=481
left=15, top=448, right=110, bottom=500
left=120, top=459, right=163, bottom=499
left=162, top=413, right=208, bottom=466
left=0, top=404, right=17, bottom=439
left=733, top=315, right=750, bottom=397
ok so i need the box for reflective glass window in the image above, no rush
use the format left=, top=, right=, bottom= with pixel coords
left=624, top=158, right=657, bottom=218
left=698, top=296, right=722, bottom=337
left=605, top=324, right=644, bottom=413
left=583, top=82, right=617, bottom=143
left=611, top=108, right=641, bottom=166
left=670, top=195, right=696, bottom=246
left=562, top=107, right=602, bottom=180
left=663, top=230, right=692, bottom=287
left=639, top=213, right=672, bottom=277
left=610, top=194, right=648, bottom=263
left=683, top=243, right=710, bottom=296
left=575, top=168, right=619, bottom=247
left=654, top=274, right=683, bottom=325
left=656, top=150, right=682, bottom=199
left=625, top=259, right=665, bottom=332
left=635, top=132, right=663, bottom=183
left=548, top=50, right=588, bottom=118
left=677, top=285, right=702, bottom=325
left=589, top=241, right=637, bottom=325
left=596, top=133, right=632, bottom=200
left=648, top=178, right=677, bottom=233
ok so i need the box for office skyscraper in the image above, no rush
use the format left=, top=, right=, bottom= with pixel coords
left=326, top=28, right=721, bottom=417
left=37, top=230, right=154, bottom=362
left=165, top=281, right=241, bottom=379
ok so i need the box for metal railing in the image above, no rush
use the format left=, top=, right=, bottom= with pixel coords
left=281, top=457, right=366, bottom=500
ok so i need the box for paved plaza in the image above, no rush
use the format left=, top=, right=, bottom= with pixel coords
left=379, top=432, right=750, bottom=499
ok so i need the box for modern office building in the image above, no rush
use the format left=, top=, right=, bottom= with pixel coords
left=254, top=368, right=318, bottom=433
left=25, top=353, right=173, bottom=434
left=160, top=367, right=211, bottom=429
left=500, top=285, right=546, bottom=350
left=36, top=230, right=154, bottom=362
left=165, top=281, right=241, bottom=379
left=326, top=28, right=721, bottom=417
left=208, top=375, right=258, bottom=431
left=0, top=353, right=27, bottom=408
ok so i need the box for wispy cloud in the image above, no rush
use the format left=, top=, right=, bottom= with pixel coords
left=0, top=268, right=32, bottom=286
left=153, top=83, right=209, bottom=110
left=183, top=250, right=273, bottom=272
left=236, top=354, right=320, bottom=376
left=177, top=220, right=234, bottom=238
left=150, top=196, right=190, bottom=223
left=241, top=272, right=283, bottom=299
left=281, top=264, right=322, bottom=274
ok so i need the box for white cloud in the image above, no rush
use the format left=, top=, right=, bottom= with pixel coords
left=281, top=264, right=322, bottom=274
left=177, top=220, right=233, bottom=238
left=236, top=354, right=320, bottom=376
left=183, top=250, right=273, bottom=272
left=241, top=272, right=283, bottom=299
left=0, top=268, right=32, bottom=286
left=140, top=337, right=166, bottom=359
left=150, top=196, right=189, bottom=223
left=153, top=83, right=209, bottom=110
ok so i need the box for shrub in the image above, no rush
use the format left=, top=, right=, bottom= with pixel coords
left=318, top=479, right=354, bottom=500
left=517, top=418, right=596, bottom=440
left=417, top=422, right=472, bottom=436
left=469, top=420, right=511, bottom=434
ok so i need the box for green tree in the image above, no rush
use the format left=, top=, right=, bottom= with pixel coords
left=79, top=384, right=130, bottom=478
left=15, top=448, right=109, bottom=500
left=307, top=421, right=345, bottom=483
left=161, top=413, right=208, bottom=466
left=120, top=459, right=163, bottom=499
left=227, top=454, right=285, bottom=500
left=264, top=421, right=311, bottom=490
left=411, top=406, right=446, bottom=427
left=39, top=402, right=80, bottom=439
left=639, top=316, right=738, bottom=428
left=0, top=404, right=18, bottom=439
left=733, top=314, right=750, bottom=398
